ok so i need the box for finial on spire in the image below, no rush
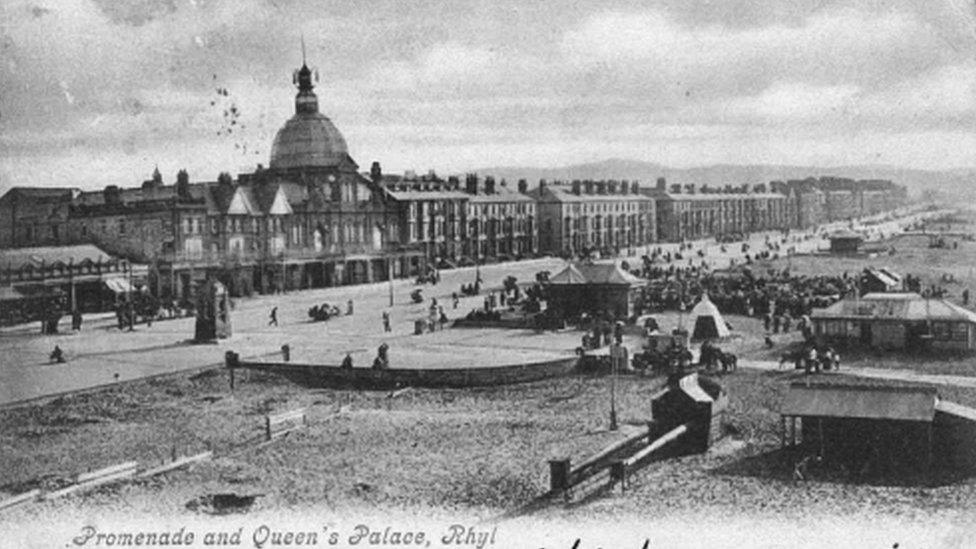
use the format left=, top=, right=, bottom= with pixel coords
left=301, top=33, right=306, bottom=66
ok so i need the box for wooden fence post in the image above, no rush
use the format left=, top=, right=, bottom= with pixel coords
left=610, top=461, right=626, bottom=492
left=549, top=458, right=571, bottom=493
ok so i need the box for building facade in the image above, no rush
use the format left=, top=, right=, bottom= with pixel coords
left=64, top=61, right=419, bottom=301
left=648, top=179, right=789, bottom=242
left=531, top=179, right=656, bottom=257
left=0, top=188, right=78, bottom=249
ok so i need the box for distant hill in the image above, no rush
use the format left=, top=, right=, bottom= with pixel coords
left=474, top=158, right=973, bottom=201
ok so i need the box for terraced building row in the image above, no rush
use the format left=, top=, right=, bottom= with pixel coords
left=0, top=58, right=906, bottom=302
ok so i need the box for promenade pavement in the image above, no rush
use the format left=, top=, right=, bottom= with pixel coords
left=0, top=209, right=938, bottom=405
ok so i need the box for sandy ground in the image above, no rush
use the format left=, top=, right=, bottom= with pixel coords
left=2, top=364, right=975, bottom=528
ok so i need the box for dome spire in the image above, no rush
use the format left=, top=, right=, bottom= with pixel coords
left=293, top=37, right=318, bottom=114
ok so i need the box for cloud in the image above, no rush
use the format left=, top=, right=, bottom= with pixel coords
left=2, top=0, right=975, bottom=194
left=720, top=83, right=861, bottom=121
left=558, top=7, right=950, bottom=94
left=860, top=62, right=976, bottom=119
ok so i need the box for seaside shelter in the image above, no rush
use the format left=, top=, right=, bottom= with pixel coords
left=547, top=262, right=645, bottom=319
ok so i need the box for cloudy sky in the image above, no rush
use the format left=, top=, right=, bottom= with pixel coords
left=2, top=0, right=976, bottom=193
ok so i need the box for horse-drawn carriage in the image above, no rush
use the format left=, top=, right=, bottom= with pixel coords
left=632, top=332, right=737, bottom=375
left=308, top=303, right=341, bottom=322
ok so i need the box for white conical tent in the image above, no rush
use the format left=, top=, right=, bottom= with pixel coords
left=690, top=294, right=731, bottom=340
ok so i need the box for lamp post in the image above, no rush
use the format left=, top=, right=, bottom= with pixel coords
left=280, top=251, right=286, bottom=294
left=126, top=259, right=134, bottom=331
left=388, top=256, right=394, bottom=307
left=609, top=342, right=622, bottom=431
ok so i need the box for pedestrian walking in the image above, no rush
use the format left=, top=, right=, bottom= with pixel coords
left=382, top=311, right=391, bottom=332
left=347, top=299, right=354, bottom=315
left=452, top=292, right=459, bottom=309
left=341, top=353, right=354, bottom=370
left=268, top=306, right=278, bottom=326
left=71, top=309, right=82, bottom=331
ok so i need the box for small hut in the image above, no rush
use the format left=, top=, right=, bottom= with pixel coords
left=651, top=374, right=728, bottom=454
left=828, top=230, right=864, bottom=254
left=780, top=376, right=976, bottom=483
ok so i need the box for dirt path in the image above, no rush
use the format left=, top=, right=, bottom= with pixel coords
left=740, top=359, right=976, bottom=388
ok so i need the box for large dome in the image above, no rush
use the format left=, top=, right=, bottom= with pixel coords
left=269, top=112, right=349, bottom=170
left=268, top=62, right=350, bottom=170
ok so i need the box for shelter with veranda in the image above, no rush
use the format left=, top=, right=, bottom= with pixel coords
left=780, top=376, right=976, bottom=484
left=546, top=262, right=645, bottom=320
left=810, top=292, right=976, bottom=351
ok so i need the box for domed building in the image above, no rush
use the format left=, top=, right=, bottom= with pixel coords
left=268, top=64, right=350, bottom=171
left=231, top=58, right=425, bottom=290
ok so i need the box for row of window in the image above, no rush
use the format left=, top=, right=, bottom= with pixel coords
left=469, top=203, right=535, bottom=216
left=568, top=202, right=642, bottom=214
left=819, top=321, right=970, bottom=343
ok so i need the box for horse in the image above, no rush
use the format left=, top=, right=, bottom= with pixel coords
left=720, top=352, right=738, bottom=373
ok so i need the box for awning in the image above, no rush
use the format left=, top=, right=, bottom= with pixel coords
left=104, top=277, right=137, bottom=294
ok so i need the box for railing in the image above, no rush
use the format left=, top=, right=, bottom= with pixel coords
left=159, top=242, right=428, bottom=265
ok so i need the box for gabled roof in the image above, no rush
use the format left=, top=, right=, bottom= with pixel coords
left=863, top=268, right=901, bottom=288
left=782, top=376, right=937, bottom=422
left=224, top=186, right=261, bottom=216
left=829, top=229, right=864, bottom=240
left=266, top=186, right=294, bottom=215
left=549, top=262, right=644, bottom=285
left=679, top=373, right=714, bottom=403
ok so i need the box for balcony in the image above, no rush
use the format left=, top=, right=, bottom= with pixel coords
left=159, top=242, right=426, bottom=266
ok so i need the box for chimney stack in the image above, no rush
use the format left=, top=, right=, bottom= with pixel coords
left=571, top=180, right=581, bottom=195
left=176, top=169, right=191, bottom=200
left=620, top=180, right=629, bottom=194
left=631, top=181, right=640, bottom=194
left=485, top=176, right=496, bottom=194
left=465, top=174, right=479, bottom=195
left=370, top=161, right=382, bottom=183
left=517, top=179, right=528, bottom=193
left=103, top=185, right=121, bottom=205
left=608, top=180, right=618, bottom=194
left=656, top=177, right=666, bottom=192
